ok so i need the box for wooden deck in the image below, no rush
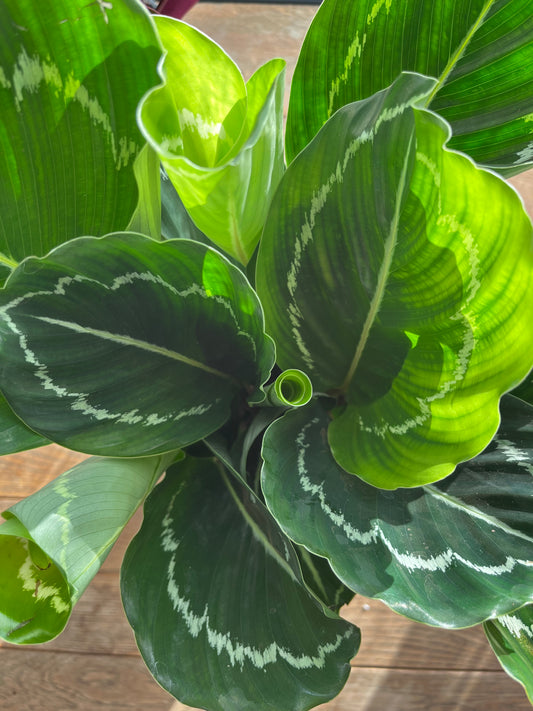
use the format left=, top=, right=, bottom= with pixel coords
left=1, top=4, right=532, bottom=710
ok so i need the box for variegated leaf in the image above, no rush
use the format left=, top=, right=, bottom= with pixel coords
left=485, top=604, right=533, bottom=702
left=286, top=0, right=533, bottom=175
left=121, top=455, right=360, bottom=711
left=0, top=233, right=275, bottom=456
left=139, top=16, right=286, bottom=265
left=261, top=395, right=533, bottom=628
left=0, top=0, right=162, bottom=284
left=257, top=71, right=533, bottom=488
left=0, top=452, right=174, bottom=644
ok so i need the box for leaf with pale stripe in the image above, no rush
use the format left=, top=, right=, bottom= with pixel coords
left=0, top=0, right=162, bottom=284
left=0, top=233, right=275, bottom=456
left=257, top=71, right=533, bottom=489
left=0, top=452, right=174, bottom=644
left=138, top=16, right=286, bottom=265
left=286, top=0, right=533, bottom=175
left=121, top=455, right=360, bottom=711
left=261, top=395, right=533, bottom=628
left=484, top=604, right=533, bottom=702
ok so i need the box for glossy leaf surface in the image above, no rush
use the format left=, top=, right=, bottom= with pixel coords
left=139, top=17, right=286, bottom=264
left=0, top=0, right=162, bottom=284
left=261, top=396, right=533, bottom=627
left=0, top=394, right=48, bottom=455
left=257, top=72, right=533, bottom=488
left=121, top=456, right=359, bottom=711
left=286, top=0, right=533, bottom=175
left=0, top=233, right=274, bottom=456
left=485, top=604, right=533, bottom=702
left=0, top=453, right=173, bottom=644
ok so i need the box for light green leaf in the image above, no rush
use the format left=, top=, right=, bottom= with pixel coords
left=0, top=0, right=162, bottom=283
left=257, top=71, right=533, bottom=488
left=0, top=392, right=48, bottom=455
left=0, top=452, right=174, bottom=644
left=0, top=232, right=275, bottom=456
left=261, top=395, right=533, bottom=628
left=126, top=144, right=162, bottom=240
left=485, top=604, right=533, bottom=702
left=286, top=0, right=533, bottom=175
left=121, top=455, right=360, bottom=711
left=139, top=16, right=286, bottom=265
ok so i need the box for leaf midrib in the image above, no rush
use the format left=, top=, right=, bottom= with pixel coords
left=33, top=315, right=237, bottom=384
left=424, top=0, right=497, bottom=106
left=339, top=134, right=413, bottom=394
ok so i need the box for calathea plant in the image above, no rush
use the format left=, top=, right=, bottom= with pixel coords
left=0, top=0, right=533, bottom=709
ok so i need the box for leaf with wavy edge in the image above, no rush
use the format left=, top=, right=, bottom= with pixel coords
left=0, top=452, right=175, bottom=644
left=0, top=0, right=162, bottom=285
left=261, top=395, right=533, bottom=628
left=286, top=0, right=533, bottom=175
left=257, top=71, right=533, bottom=488
left=138, top=16, right=285, bottom=265
left=0, top=232, right=274, bottom=456
left=485, top=604, right=533, bottom=702
left=121, top=455, right=359, bottom=711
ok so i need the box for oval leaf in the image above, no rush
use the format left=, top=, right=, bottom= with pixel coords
left=286, top=0, right=533, bottom=175
left=0, top=393, right=48, bottom=455
left=139, top=16, right=286, bottom=264
left=0, top=0, right=162, bottom=283
left=261, top=395, right=533, bottom=628
left=0, top=453, right=173, bottom=644
left=485, top=604, right=533, bottom=702
left=257, top=71, right=533, bottom=488
left=0, top=233, right=275, bottom=456
left=121, top=455, right=359, bottom=711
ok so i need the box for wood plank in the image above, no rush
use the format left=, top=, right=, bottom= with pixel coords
left=0, top=445, right=87, bottom=498
left=0, top=649, right=173, bottom=710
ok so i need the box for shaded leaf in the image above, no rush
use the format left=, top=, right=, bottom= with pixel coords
left=121, top=455, right=360, bottom=711
left=0, top=452, right=174, bottom=644
left=0, top=393, right=48, bottom=455
left=139, top=16, right=286, bottom=264
left=257, top=71, right=533, bottom=488
left=0, top=0, right=162, bottom=284
left=0, top=233, right=275, bottom=456
left=261, top=396, right=533, bottom=627
left=286, top=0, right=533, bottom=175
left=485, top=604, right=533, bottom=702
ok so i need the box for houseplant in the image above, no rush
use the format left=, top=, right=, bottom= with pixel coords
left=0, top=0, right=533, bottom=709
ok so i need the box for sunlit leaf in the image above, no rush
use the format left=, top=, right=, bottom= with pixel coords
left=286, top=0, right=533, bottom=175
left=257, top=72, right=533, bottom=488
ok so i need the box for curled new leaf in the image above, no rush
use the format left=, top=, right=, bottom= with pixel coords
left=138, top=17, right=286, bottom=265
left=0, top=453, right=174, bottom=644
left=0, top=233, right=275, bottom=456
left=257, top=71, right=533, bottom=488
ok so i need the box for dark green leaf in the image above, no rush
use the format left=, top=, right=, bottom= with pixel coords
left=0, top=233, right=275, bottom=456
left=261, top=396, right=533, bottom=627
left=485, top=604, right=533, bottom=702
left=0, top=0, right=162, bottom=283
left=257, top=72, right=533, bottom=488
left=121, top=456, right=359, bottom=711
left=286, top=0, right=533, bottom=175
left=0, top=392, right=48, bottom=455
